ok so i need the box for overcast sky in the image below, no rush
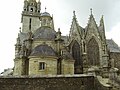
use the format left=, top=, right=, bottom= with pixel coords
left=0, top=0, right=120, bottom=73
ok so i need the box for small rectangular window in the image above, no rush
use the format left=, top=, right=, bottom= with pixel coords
left=39, top=62, right=45, bottom=70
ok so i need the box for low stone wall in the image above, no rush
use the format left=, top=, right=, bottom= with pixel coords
left=0, top=75, right=94, bottom=90
left=94, top=77, right=112, bottom=90
left=0, top=74, right=113, bottom=90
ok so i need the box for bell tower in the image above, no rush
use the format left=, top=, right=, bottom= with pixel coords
left=21, top=0, right=41, bottom=33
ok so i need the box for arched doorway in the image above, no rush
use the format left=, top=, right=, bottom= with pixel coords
left=72, top=41, right=83, bottom=74
left=87, top=38, right=100, bottom=66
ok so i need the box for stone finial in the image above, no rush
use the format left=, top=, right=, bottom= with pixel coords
left=73, top=10, right=76, bottom=18
left=90, top=8, right=93, bottom=15
left=100, top=15, right=104, bottom=25
left=19, top=27, right=21, bottom=33
left=45, top=7, right=47, bottom=12
left=73, top=11, right=75, bottom=16
left=58, top=28, right=61, bottom=36
left=17, top=34, right=21, bottom=45
left=58, top=28, right=60, bottom=32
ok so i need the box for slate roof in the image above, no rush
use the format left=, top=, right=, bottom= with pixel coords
left=34, top=27, right=56, bottom=40
left=106, top=39, right=120, bottom=52
left=41, top=12, right=51, bottom=17
left=1, top=68, right=13, bottom=76
left=31, top=44, right=56, bottom=56
left=19, top=32, right=28, bottom=43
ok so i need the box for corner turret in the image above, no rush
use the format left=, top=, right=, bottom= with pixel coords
left=40, top=8, right=54, bottom=28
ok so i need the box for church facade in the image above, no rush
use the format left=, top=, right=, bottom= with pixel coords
left=13, top=0, right=120, bottom=77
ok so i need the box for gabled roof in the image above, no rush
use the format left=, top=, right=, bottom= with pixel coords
left=69, top=11, right=82, bottom=39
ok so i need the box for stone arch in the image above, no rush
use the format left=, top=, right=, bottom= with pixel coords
left=71, top=40, right=83, bottom=74
left=87, top=37, right=100, bottom=66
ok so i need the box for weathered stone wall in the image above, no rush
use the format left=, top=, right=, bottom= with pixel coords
left=110, top=52, right=120, bottom=73
left=29, top=57, right=57, bottom=76
left=0, top=75, right=94, bottom=90
left=94, top=78, right=112, bottom=90
left=22, top=16, right=40, bottom=33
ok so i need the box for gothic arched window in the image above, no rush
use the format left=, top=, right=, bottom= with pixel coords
left=72, top=41, right=83, bottom=74
left=87, top=38, right=100, bottom=66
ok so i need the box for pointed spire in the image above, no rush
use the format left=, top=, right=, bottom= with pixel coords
left=100, top=15, right=104, bottom=26
left=21, top=41, right=27, bottom=56
left=72, top=10, right=78, bottom=23
left=88, top=8, right=96, bottom=24
left=87, top=8, right=98, bottom=32
left=99, top=15, right=106, bottom=41
left=58, top=28, right=61, bottom=37
left=51, top=14, right=55, bottom=30
left=89, top=8, right=94, bottom=19
left=17, top=34, right=21, bottom=45
left=15, top=33, right=22, bottom=57
left=99, top=15, right=105, bottom=29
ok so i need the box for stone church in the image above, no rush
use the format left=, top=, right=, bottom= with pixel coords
left=1, top=0, right=120, bottom=89
left=13, top=0, right=120, bottom=77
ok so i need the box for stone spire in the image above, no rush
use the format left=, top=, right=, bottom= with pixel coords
left=16, top=34, right=21, bottom=45
left=51, top=15, right=55, bottom=30
left=21, top=41, right=27, bottom=57
left=100, top=15, right=104, bottom=26
left=15, top=34, right=22, bottom=57
left=99, top=15, right=106, bottom=41
left=69, top=11, right=82, bottom=40
left=26, top=29, right=33, bottom=56
left=55, top=28, right=64, bottom=56
left=87, top=8, right=98, bottom=28
left=73, top=11, right=76, bottom=19
left=88, top=8, right=95, bottom=22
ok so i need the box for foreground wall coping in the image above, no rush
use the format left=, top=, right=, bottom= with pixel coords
left=0, top=74, right=93, bottom=78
